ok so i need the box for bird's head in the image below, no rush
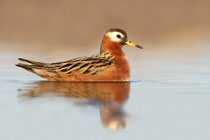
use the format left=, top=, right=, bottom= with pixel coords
left=101, top=28, right=143, bottom=52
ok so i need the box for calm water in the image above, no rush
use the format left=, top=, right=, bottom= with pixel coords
left=0, top=47, right=210, bottom=140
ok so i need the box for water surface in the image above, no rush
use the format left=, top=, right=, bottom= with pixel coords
left=0, top=47, right=210, bottom=140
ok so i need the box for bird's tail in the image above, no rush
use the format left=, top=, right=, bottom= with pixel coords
left=16, top=58, right=60, bottom=81
left=17, top=58, right=46, bottom=65
left=16, top=58, right=47, bottom=73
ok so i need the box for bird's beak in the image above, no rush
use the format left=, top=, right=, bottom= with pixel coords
left=124, top=40, right=143, bottom=49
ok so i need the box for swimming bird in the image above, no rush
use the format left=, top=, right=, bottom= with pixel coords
left=16, top=28, right=143, bottom=81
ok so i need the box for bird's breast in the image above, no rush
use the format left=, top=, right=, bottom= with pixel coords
left=113, top=54, right=130, bottom=81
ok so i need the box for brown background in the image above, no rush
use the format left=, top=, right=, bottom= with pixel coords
left=0, top=0, right=210, bottom=54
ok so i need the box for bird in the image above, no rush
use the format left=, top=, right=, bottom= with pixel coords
left=16, top=28, right=143, bottom=81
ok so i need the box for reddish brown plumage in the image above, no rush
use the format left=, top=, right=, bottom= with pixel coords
left=100, top=36, right=130, bottom=81
left=16, top=28, right=142, bottom=82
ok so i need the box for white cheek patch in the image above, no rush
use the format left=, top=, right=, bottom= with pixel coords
left=106, top=32, right=124, bottom=42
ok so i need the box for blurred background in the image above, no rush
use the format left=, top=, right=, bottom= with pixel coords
left=0, top=1, right=210, bottom=140
left=0, top=0, right=209, bottom=57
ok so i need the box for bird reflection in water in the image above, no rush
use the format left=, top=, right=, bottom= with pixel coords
left=20, top=81, right=131, bottom=131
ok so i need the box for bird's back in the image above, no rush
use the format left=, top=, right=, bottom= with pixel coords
left=16, top=50, right=130, bottom=81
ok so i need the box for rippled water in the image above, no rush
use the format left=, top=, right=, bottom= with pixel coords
left=0, top=47, right=210, bottom=140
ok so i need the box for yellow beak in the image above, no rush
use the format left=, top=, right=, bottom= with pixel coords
left=125, top=40, right=143, bottom=49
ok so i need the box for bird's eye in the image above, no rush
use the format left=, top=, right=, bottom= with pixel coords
left=117, top=34, right=121, bottom=38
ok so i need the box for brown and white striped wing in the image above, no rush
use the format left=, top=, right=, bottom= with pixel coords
left=54, top=54, right=115, bottom=75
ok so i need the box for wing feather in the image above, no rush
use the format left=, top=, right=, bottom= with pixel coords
left=55, top=53, right=115, bottom=75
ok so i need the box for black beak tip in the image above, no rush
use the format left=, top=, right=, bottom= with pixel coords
left=137, top=45, right=143, bottom=49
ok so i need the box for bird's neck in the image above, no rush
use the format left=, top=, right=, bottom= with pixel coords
left=100, top=36, right=131, bottom=80
left=100, top=36, right=124, bottom=56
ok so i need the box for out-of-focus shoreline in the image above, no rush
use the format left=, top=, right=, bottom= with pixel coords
left=0, top=0, right=210, bottom=53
